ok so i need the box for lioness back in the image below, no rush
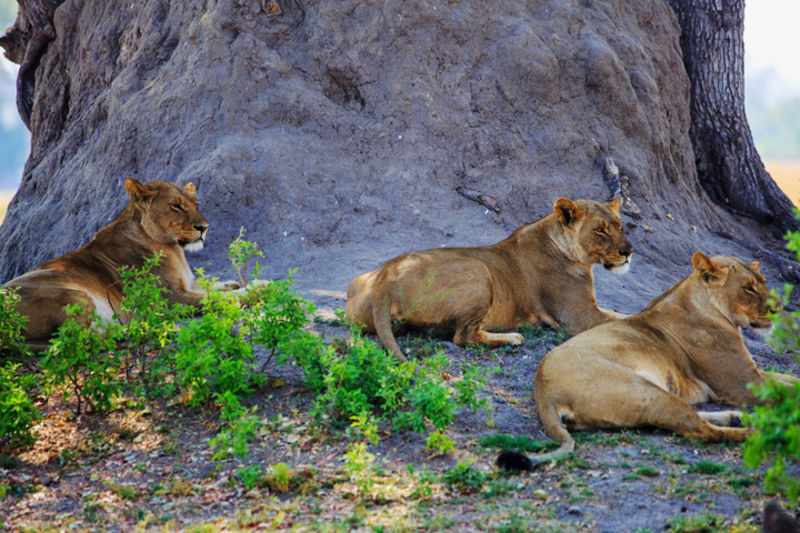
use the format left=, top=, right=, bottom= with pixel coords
left=345, top=197, right=632, bottom=360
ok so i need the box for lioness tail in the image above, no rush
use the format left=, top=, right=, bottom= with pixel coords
left=371, top=295, right=407, bottom=362
left=496, top=397, right=575, bottom=471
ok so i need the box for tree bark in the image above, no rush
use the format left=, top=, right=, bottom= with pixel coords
left=0, top=0, right=64, bottom=129
left=668, top=0, right=796, bottom=234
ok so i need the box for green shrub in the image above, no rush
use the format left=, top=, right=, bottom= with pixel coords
left=116, top=253, right=191, bottom=399
left=441, top=461, right=488, bottom=492
left=343, top=413, right=379, bottom=497
left=209, top=391, right=262, bottom=461
left=743, top=379, right=800, bottom=501
left=173, top=276, right=265, bottom=407
left=40, top=304, right=122, bottom=415
left=296, top=326, right=488, bottom=439
left=245, top=274, right=316, bottom=366
left=0, top=361, right=40, bottom=446
left=742, top=216, right=800, bottom=504
left=391, top=355, right=457, bottom=432
left=0, top=288, right=31, bottom=357
left=424, top=429, right=455, bottom=456
left=228, top=227, right=263, bottom=285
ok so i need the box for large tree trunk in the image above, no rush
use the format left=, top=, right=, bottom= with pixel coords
left=0, top=0, right=787, bottom=315
left=668, top=0, right=796, bottom=234
left=0, top=0, right=63, bottom=129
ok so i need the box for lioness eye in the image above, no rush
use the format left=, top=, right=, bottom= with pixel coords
left=743, top=286, right=756, bottom=295
left=594, top=227, right=607, bottom=236
left=171, top=203, right=184, bottom=213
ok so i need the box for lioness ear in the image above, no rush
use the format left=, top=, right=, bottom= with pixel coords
left=750, top=261, right=760, bottom=271
left=125, top=178, right=156, bottom=203
left=183, top=182, right=197, bottom=197
left=692, top=251, right=729, bottom=287
left=607, top=196, right=620, bottom=213
left=553, top=198, right=585, bottom=227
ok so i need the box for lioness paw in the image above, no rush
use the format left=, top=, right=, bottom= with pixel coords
left=213, top=280, right=242, bottom=291
left=507, top=332, right=524, bottom=345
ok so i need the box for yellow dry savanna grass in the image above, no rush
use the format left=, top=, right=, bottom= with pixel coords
left=0, top=190, right=14, bottom=225
left=765, top=160, right=800, bottom=206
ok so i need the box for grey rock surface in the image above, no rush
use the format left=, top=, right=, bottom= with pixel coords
left=0, top=0, right=783, bottom=315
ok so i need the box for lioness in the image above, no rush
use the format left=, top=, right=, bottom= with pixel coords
left=3, top=178, right=243, bottom=349
left=498, top=252, right=798, bottom=471
left=345, top=197, right=633, bottom=361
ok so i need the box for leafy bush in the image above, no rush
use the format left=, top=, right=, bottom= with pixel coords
left=292, top=326, right=489, bottom=438
left=228, top=227, right=263, bottom=285
left=116, top=253, right=191, bottom=399
left=40, top=304, right=122, bottom=415
left=343, top=413, right=379, bottom=497
left=743, top=379, right=800, bottom=502
left=12, top=229, right=492, bottom=465
left=441, top=461, right=489, bottom=492
left=742, top=217, right=800, bottom=503
left=209, top=391, right=262, bottom=461
left=424, top=429, right=455, bottom=456
left=173, top=277, right=266, bottom=407
left=0, top=361, right=40, bottom=446
left=0, top=288, right=31, bottom=357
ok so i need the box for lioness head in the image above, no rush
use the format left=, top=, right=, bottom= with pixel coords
left=692, top=252, right=777, bottom=332
left=553, top=197, right=633, bottom=273
left=125, top=178, right=209, bottom=251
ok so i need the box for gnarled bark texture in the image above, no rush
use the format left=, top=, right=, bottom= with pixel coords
left=0, top=0, right=786, bottom=309
left=668, top=0, right=795, bottom=233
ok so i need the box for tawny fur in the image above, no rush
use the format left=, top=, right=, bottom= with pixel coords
left=517, top=252, right=798, bottom=468
left=345, top=197, right=633, bottom=361
left=3, top=178, right=244, bottom=349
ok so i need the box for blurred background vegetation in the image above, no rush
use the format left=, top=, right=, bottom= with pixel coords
left=0, top=0, right=798, bottom=207
left=0, top=0, right=29, bottom=196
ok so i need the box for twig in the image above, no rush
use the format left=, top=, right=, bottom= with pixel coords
left=602, top=157, right=642, bottom=219
left=456, top=186, right=501, bottom=213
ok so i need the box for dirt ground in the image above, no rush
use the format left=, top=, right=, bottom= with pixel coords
left=2, top=301, right=799, bottom=532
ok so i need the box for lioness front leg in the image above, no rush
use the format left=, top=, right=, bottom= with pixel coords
left=697, top=410, right=744, bottom=427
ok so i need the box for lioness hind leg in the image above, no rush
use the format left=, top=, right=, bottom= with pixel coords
left=698, top=410, right=744, bottom=427
left=564, top=367, right=749, bottom=442
left=13, top=286, right=97, bottom=346
left=643, top=394, right=750, bottom=442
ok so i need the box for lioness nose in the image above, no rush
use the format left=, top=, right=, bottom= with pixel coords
left=620, top=242, right=633, bottom=257
left=195, top=223, right=209, bottom=233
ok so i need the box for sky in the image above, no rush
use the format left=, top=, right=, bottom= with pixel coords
left=744, top=0, right=800, bottom=102
left=0, top=2, right=798, bottom=191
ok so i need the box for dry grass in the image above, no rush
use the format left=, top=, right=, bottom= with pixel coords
left=765, top=160, right=800, bottom=206
left=0, top=189, right=14, bottom=225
